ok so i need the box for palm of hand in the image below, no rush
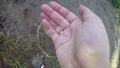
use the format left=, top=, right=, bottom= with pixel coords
left=40, top=2, right=82, bottom=67
left=41, top=1, right=110, bottom=68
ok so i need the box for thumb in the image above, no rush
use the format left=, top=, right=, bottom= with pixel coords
left=78, top=5, right=97, bottom=21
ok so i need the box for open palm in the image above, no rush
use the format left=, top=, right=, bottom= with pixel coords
left=41, top=2, right=82, bottom=67
left=41, top=1, right=110, bottom=68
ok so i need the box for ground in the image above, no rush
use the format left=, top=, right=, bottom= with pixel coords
left=0, top=0, right=118, bottom=68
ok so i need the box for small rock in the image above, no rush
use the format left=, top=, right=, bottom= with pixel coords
left=32, top=54, right=44, bottom=68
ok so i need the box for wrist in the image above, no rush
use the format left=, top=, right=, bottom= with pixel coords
left=61, top=64, right=79, bottom=68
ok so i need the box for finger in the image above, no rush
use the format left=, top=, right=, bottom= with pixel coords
left=49, top=1, right=81, bottom=23
left=40, top=12, right=50, bottom=20
left=41, top=19, right=58, bottom=42
left=40, top=12, right=64, bottom=34
left=78, top=5, right=98, bottom=21
left=41, top=4, right=70, bottom=29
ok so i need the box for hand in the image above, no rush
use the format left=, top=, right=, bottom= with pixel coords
left=41, top=1, right=110, bottom=68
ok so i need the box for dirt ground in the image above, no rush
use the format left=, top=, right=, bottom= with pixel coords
left=0, top=0, right=116, bottom=68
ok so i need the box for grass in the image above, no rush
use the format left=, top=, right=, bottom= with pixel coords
left=111, top=0, right=120, bottom=68
left=3, top=58, right=27, bottom=68
left=0, top=24, right=59, bottom=68
left=36, top=24, right=60, bottom=68
left=114, top=0, right=120, bottom=8
left=0, top=34, right=29, bottom=68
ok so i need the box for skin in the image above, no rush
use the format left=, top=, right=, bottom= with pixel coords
left=40, top=1, right=110, bottom=68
